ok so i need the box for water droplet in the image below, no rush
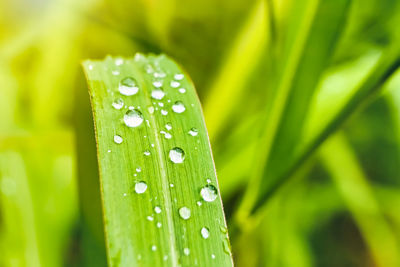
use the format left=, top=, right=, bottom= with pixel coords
left=157, top=222, right=162, bottom=228
left=115, top=58, right=124, bottom=66
left=114, top=135, right=123, bottom=144
left=88, top=64, right=93, bottom=70
left=200, top=185, right=218, bottom=202
left=169, top=183, right=174, bottom=187
left=153, top=80, right=163, bottom=88
left=151, top=245, right=157, bottom=251
left=151, top=143, right=155, bottom=147
left=119, top=77, right=139, bottom=96
left=112, top=70, right=120, bottom=75
left=220, top=226, right=227, bottom=234
left=135, top=181, right=147, bottom=194
left=211, top=254, right=215, bottom=259
left=169, top=147, right=185, bottom=163
left=154, top=206, right=162, bottom=214
left=179, top=207, right=191, bottom=220
left=160, top=131, right=172, bottom=139
left=172, top=101, right=185, bottom=113
left=144, top=150, right=151, bottom=156
left=147, top=215, right=154, bottom=221
left=163, top=255, right=168, bottom=261
left=148, top=106, right=155, bottom=114
left=223, top=238, right=231, bottom=255
left=154, top=72, right=166, bottom=78
left=158, top=102, right=164, bottom=107
left=183, top=248, right=190, bottom=256
left=112, top=98, right=124, bottom=109
left=188, top=128, right=198, bottom=136
left=108, top=149, right=111, bottom=153
left=124, top=109, right=144, bottom=127
left=174, top=74, right=184, bottom=80
left=151, top=89, right=165, bottom=100
left=161, top=109, right=168, bottom=116
left=197, top=201, right=202, bottom=206
left=206, top=179, right=211, bottom=184
left=170, top=81, right=180, bottom=88
left=201, top=227, right=210, bottom=239
left=136, top=167, right=141, bottom=173
left=178, top=88, right=186, bottom=94
left=165, top=123, right=172, bottom=131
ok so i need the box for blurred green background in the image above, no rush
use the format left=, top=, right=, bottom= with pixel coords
left=1, top=0, right=400, bottom=266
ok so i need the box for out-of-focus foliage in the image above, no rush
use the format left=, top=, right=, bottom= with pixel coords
left=0, top=0, right=399, bottom=266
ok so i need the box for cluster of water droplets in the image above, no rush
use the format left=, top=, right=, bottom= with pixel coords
left=107, top=57, right=230, bottom=261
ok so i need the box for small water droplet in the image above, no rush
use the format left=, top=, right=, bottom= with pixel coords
left=88, top=64, right=93, bottom=70
left=169, top=183, right=174, bottom=187
left=114, top=135, right=123, bottom=144
left=112, top=70, right=120, bottom=75
left=153, top=80, right=163, bottom=88
left=144, top=150, right=151, bottom=156
left=154, top=72, right=166, bottom=78
left=169, top=147, right=185, bottom=163
left=123, top=193, right=127, bottom=197
left=220, top=225, right=227, bottom=234
left=179, top=207, right=191, bottom=220
left=135, top=181, right=147, bottom=194
left=211, top=254, right=215, bottom=259
left=161, top=109, right=168, bottom=116
left=151, top=143, right=155, bottom=147
left=201, top=227, right=210, bottom=239
left=124, top=109, right=144, bottom=127
left=197, top=201, right=202, bottom=206
left=157, top=222, right=162, bottom=228
left=174, top=74, right=184, bottom=80
left=172, top=101, right=185, bottom=113
left=165, top=123, right=172, bottom=131
left=160, top=131, right=172, bottom=139
left=170, top=81, right=180, bottom=88
left=155, top=206, right=162, bottom=214
left=119, top=77, right=139, bottom=96
left=108, top=149, right=111, bottom=153
left=163, top=255, right=168, bottom=261
left=178, top=88, right=186, bottom=94
left=158, top=102, right=164, bottom=107
left=136, top=167, right=141, bottom=173
left=147, top=106, right=155, bottom=114
left=147, top=215, right=154, bottom=221
left=183, top=248, right=190, bottom=256
left=200, top=185, right=218, bottom=202
left=223, top=238, right=231, bottom=255
left=188, top=128, right=198, bottom=136
left=206, top=179, right=211, bottom=184
left=151, top=89, right=165, bottom=100
left=112, top=98, right=124, bottom=109
left=151, top=245, right=157, bottom=251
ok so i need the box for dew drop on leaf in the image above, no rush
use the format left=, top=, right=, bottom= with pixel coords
left=134, top=181, right=147, bottom=194
left=201, top=227, right=210, bottom=239
left=113, top=135, right=123, bottom=144
left=152, top=80, right=163, bottom=88
left=188, top=128, right=198, bottom=136
left=119, top=77, right=139, bottom=96
left=112, top=98, right=124, bottom=109
left=179, top=206, right=191, bottom=220
left=151, top=245, right=157, bottom=251
left=174, top=73, right=184, bottom=80
left=169, top=147, right=185, bottom=163
left=183, top=248, right=190, bottom=256
left=170, top=81, right=180, bottom=88
left=144, top=150, right=151, bottom=156
left=154, top=206, right=162, bottom=214
left=151, top=89, right=165, bottom=100
left=124, top=109, right=143, bottom=127
left=165, top=123, right=172, bottom=131
left=200, top=185, right=218, bottom=202
left=178, top=88, right=186, bottom=94
left=172, top=101, right=185, bottom=113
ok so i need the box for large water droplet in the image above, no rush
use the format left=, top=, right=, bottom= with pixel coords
left=179, top=206, right=191, bottom=220
left=201, top=227, right=210, bottom=239
left=172, top=101, right=185, bottom=113
left=188, top=128, right=198, bottom=136
left=112, top=98, right=124, bottom=110
left=119, top=77, right=139, bottom=96
left=151, top=89, right=165, bottom=100
left=200, top=185, right=218, bottom=202
left=183, top=248, right=190, bottom=256
left=124, top=109, right=144, bottom=127
left=169, top=147, right=185, bottom=163
left=134, top=181, right=147, bottom=194
left=114, top=135, right=123, bottom=144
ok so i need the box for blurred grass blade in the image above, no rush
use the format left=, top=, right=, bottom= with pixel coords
left=239, top=0, right=351, bottom=217
left=321, top=133, right=399, bottom=267
left=83, top=54, right=233, bottom=267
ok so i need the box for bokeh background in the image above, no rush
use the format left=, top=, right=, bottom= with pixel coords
left=1, top=0, right=400, bottom=266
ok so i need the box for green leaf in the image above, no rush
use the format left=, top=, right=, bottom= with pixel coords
left=82, top=54, right=233, bottom=267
